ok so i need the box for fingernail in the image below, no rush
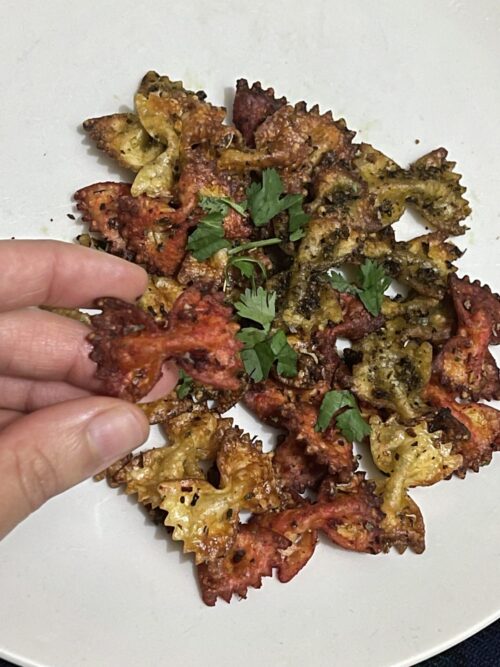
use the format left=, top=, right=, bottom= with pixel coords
left=87, top=407, right=149, bottom=464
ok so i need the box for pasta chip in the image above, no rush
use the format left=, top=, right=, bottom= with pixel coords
left=261, top=473, right=384, bottom=555
left=219, top=101, right=355, bottom=186
left=159, top=428, right=281, bottom=562
left=83, top=113, right=164, bottom=171
left=197, top=523, right=289, bottom=605
left=435, top=275, right=500, bottom=399
left=89, top=288, right=243, bottom=401
left=101, top=410, right=229, bottom=508
left=370, top=416, right=462, bottom=485
left=75, top=182, right=189, bottom=275
left=351, top=331, right=433, bottom=420
left=354, top=144, right=470, bottom=235
left=376, top=481, right=426, bottom=554
left=364, top=231, right=462, bottom=299
left=273, top=434, right=327, bottom=493
left=425, top=383, right=500, bottom=475
left=233, top=79, right=287, bottom=147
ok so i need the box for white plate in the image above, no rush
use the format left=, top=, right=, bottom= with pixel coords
left=1, top=1, right=499, bottom=666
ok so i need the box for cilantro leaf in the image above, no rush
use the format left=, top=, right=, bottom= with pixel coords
left=246, top=169, right=302, bottom=227
left=234, top=287, right=276, bottom=333
left=188, top=194, right=248, bottom=261
left=176, top=369, right=193, bottom=399
left=199, top=195, right=247, bottom=217
left=269, top=330, right=298, bottom=377
left=288, top=198, right=311, bottom=242
left=231, top=257, right=258, bottom=279
left=315, top=389, right=370, bottom=441
left=228, top=240, right=282, bottom=281
left=289, top=229, right=306, bottom=242
left=198, top=196, right=228, bottom=215
left=240, top=338, right=276, bottom=382
left=358, top=259, right=392, bottom=316
left=230, top=256, right=268, bottom=280
left=327, top=260, right=391, bottom=316
left=336, top=408, right=372, bottom=443
left=238, top=328, right=297, bottom=381
left=187, top=212, right=231, bottom=261
left=328, top=271, right=360, bottom=295
left=238, top=327, right=272, bottom=381
left=315, top=390, right=357, bottom=432
left=234, top=286, right=297, bottom=381
left=236, top=327, right=268, bottom=347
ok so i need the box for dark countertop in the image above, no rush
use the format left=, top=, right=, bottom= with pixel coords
left=1, top=618, right=499, bottom=667
left=417, top=619, right=500, bottom=666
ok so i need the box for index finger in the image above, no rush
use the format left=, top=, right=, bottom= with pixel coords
left=0, top=240, right=148, bottom=311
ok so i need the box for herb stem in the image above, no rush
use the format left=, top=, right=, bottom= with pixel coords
left=228, top=238, right=281, bottom=256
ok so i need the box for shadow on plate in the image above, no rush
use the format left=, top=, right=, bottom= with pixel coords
left=120, top=486, right=194, bottom=566
left=77, top=122, right=133, bottom=183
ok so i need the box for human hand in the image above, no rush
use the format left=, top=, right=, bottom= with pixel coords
left=0, top=240, right=177, bottom=539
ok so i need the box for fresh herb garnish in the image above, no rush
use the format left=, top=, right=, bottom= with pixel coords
left=246, top=168, right=302, bottom=227
left=176, top=369, right=193, bottom=399
left=199, top=195, right=247, bottom=217
left=234, top=287, right=298, bottom=381
left=328, top=259, right=391, bottom=316
left=234, top=286, right=276, bottom=331
left=236, top=327, right=268, bottom=346
left=240, top=335, right=277, bottom=382
left=238, top=328, right=298, bottom=382
left=269, top=329, right=298, bottom=377
left=315, top=389, right=371, bottom=442
left=357, top=260, right=392, bottom=315
left=230, top=256, right=268, bottom=280
left=227, top=238, right=281, bottom=256
left=187, top=194, right=247, bottom=261
left=288, top=198, right=311, bottom=242
left=187, top=212, right=231, bottom=261
left=189, top=193, right=285, bottom=262
left=328, top=271, right=358, bottom=295
left=227, top=239, right=281, bottom=282
left=336, top=408, right=372, bottom=443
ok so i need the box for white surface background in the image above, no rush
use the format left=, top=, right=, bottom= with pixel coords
left=1, top=1, right=499, bottom=666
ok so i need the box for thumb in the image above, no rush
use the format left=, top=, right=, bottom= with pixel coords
left=0, top=396, right=149, bottom=538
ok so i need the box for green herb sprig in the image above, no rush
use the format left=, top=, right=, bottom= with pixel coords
left=315, top=389, right=371, bottom=442
left=187, top=211, right=231, bottom=261
left=328, top=259, right=391, bottom=316
left=246, top=168, right=310, bottom=239
left=234, top=287, right=298, bottom=382
left=188, top=194, right=283, bottom=263
left=176, top=369, right=194, bottom=399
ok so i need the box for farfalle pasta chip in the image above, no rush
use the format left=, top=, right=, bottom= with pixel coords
left=159, top=428, right=281, bottom=562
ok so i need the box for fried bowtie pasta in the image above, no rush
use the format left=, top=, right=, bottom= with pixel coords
left=65, top=72, right=499, bottom=604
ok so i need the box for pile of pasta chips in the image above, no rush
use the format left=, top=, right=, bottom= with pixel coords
left=67, top=72, right=500, bottom=605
